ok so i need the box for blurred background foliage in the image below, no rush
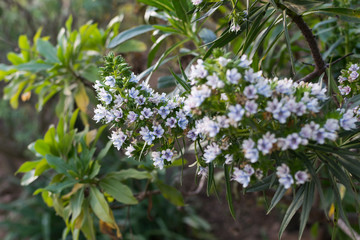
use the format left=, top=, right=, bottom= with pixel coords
left=0, top=0, right=360, bottom=239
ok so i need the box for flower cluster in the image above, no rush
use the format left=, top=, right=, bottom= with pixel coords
left=338, top=63, right=360, bottom=117
left=93, top=54, right=192, bottom=169
left=184, top=51, right=358, bottom=189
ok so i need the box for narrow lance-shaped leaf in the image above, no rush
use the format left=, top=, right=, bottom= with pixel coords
left=108, top=25, right=155, bottom=49
left=282, top=10, right=295, bottom=75
left=224, top=165, right=236, bottom=219
left=267, top=185, right=287, bottom=214
left=299, top=182, right=315, bottom=240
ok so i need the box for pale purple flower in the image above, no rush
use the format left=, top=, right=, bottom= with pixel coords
left=207, top=73, right=224, bottom=89
left=192, top=0, right=202, bottom=5
left=244, top=69, right=261, bottom=83
left=129, top=73, right=139, bottom=83
left=203, top=143, right=221, bottom=163
left=152, top=151, right=164, bottom=169
left=125, top=145, right=135, bottom=157
left=225, top=154, right=233, bottom=164
left=187, top=129, right=198, bottom=141
left=232, top=168, right=251, bottom=188
left=339, top=85, right=351, bottom=95
left=113, top=94, right=124, bottom=106
left=226, top=68, right=241, bottom=84
left=295, top=171, right=309, bottom=184
left=276, top=163, right=290, bottom=178
left=349, top=64, right=359, bottom=72
left=238, top=55, right=252, bottom=68
left=295, top=102, right=307, bottom=116
left=257, top=138, right=273, bottom=155
left=216, top=115, right=230, bottom=128
left=245, top=100, right=258, bottom=114
left=242, top=139, right=255, bottom=151
left=256, top=80, right=272, bottom=97
left=158, top=106, right=170, bottom=119
left=178, top=118, right=189, bottom=130
left=93, top=104, right=106, bottom=122
left=306, top=98, right=320, bottom=113
left=243, top=85, right=257, bottom=99
left=98, top=89, right=112, bottom=105
left=228, top=104, right=245, bottom=122
left=141, top=108, right=153, bottom=119
left=350, top=71, right=359, bottom=80
left=104, top=76, right=116, bottom=87
left=166, top=117, right=177, bottom=128
left=135, top=95, right=146, bottom=105
left=153, top=125, right=164, bottom=138
left=286, top=133, right=302, bottom=150
left=189, top=60, right=208, bottom=81
left=161, top=149, right=174, bottom=162
left=279, top=174, right=294, bottom=189
left=243, top=164, right=255, bottom=176
left=276, top=78, right=294, bottom=95
left=340, top=110, right=357, bottom=130
left=324, top=119, right=339, bottom=132
left=245, top=148, right=259, bottom=163
left=105, top=111, right=115, bottom=123
left=127, top=111, right=138, bottom=123
left=128, top=87, right=139, bottom=99
left=273, top=107, right=291, bottom=124
left=265, top=98, right=281, bottom=113
left=112, top=108, right=123, bottom=121
left=110, top=130, right=127, bottom=150
left=218, top=57, right=230, bottom=67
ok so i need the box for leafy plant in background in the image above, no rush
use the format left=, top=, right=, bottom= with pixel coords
left=1, top=0, right=360, bottom=240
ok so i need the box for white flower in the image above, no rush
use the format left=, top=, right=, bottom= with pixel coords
left=339, top=85, right=351, bottom=95
left=232, top=168, right=251, bottom=188
left=324, top=119, right=339, bottom=132
left=158, top=106, right=170, bottom=119
left=166, top=117, right=177, bottom=128
left=110, top=130, right=127, bottom=150
left=286, top=133, right=302, bottom=150
left=152, top=151, right=164, bottom=169
left=189, top=60, right=208, bottom=81
left=273, top=107, right=291, bottom=124
left=225, top=154, right=233, bottom=164
left=306, top=98, right=320, bottom=113
left=153, top=125, right=164, bottom=138
left=295, top=171, right=309, bottom=185
left=128, top=87, right=139, bottom=99
left=276, top=163, right=290, bottom=178
left=243, top=164, right=255, bottom=176
left=245, top=148, right=259, bottom=163
left=203, top=143, right=221, bottom=163
left=230, top=21, right=240, bottom=33
left=276, top=78, right=294, bottom=95
left=243, top=85, right=257, bottom=99
left=228, top=104, right=245, bottom=122
left=93, top=104, right=107, bottom=122
left=216, top=115, right=230, bottom=129
left=129, top=73, right=139, bottom=83
left=349, top=64, right=359, bottom=72
left=257, top=138, right=273, bottom=155
left=191, top=0, right=202, bottom=5
left=242, top=139, right=255, bottom=150
left=98, top=89, right=112, bottom=105
left=226, top=68, right=241, bottom=84
left=187, top=130, right=198, bottom=141
left=161, top=149, right=174, bottom=162
left=340, top=110, right=357, bottom=130
left=256, top=80, right=272, bottom=97
left=279, top=174, right=294, bottom=189
left=125, top=145, right=135, bottom=157
left=206, top=73, right=224, bottom=89
left=244, top=69, right=261, bottom=83
left=218, top=57, right=230, bottom=67
left=104, top=76, right=116, bottom=87
left=350, top=71, right=359, bottom=80
left=245, top=100, right=258, bottom=115
left=198, top=166, right=208, bottom=177
left=295, top=102, right=307, bottom=116
left=127, top=111, right=138, bottom=123
left=238, top=55, right=252, bottom=68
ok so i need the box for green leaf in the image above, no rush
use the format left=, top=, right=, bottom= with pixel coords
left=14, top=61, right=53, bottom=72
left=96, top=141, right=113, bottom=161
left=147, top=33, right=171, bottom=67
left=246, top=174, right=273, bottom=192
left=279, top=186, right=305, bottom=239
left=106, top=169, right=151, bottom=181
left=207, top=162, right=214, bottom=196
left=308, top=8, right=360, bottom=19
left=299, top=182, right=315, bottom=240
left=16, top=160, right=41, bottom=174
left=70, top=188, right=84, bottom=220
left=137, top=0, right=175, bottom=12
left=169, top=69, right=191, bottom=92
left=100, top=178, right=138, bottom=205
left=20, top=170, right=38, bottom=186
left=89, top=186, right=114, bottom=224
left=157, top=75, right=177, bottom=89
left=283, top=10, right=295, bottom=75
left=18, top=35, right=31, bottom=61
left=199, top=28, right=217, bottom=45
left=267, top=186, right=287, bottom=214
left=224, top=165, right=236, bottom=219
left=171, top=0, right=188, bottom=22
left=69, top=109, right=80, bottom=131
left=108, top=25, right=154, bottom=48
left=116, top=39, right=147, bottom=53
left=45, top=179, right=77, bottom=193
left=34, top=140, right=52, bottom=156
left=74, top=83, right=89, bottom=113
left=156, top=180, right=184, bottom=206
left=45, top=154, right=71, bottom=176
left=37, top=39, right=59, bottom=63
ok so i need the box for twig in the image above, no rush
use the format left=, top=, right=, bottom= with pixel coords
left=326, top=52, right=354, bottom=68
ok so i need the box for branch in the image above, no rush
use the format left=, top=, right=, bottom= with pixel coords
left=289, top=14, right=326, bottom=83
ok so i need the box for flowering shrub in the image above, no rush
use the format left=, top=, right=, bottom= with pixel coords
left=184, top=51, right=358, bottom=190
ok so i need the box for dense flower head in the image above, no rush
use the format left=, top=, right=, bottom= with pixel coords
left=183, top=51, right=358, bottom=189
left=93, top=53, right=190, bottom=168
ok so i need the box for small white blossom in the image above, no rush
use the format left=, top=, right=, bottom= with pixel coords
left=203, top=143, right=221, bottom=163
left=295, top=171, right=309, bottom=185
left=232, top=168, right=251, bottom=188
left=104, top=76, right=116, bottom=87
left=243, top=85, right=257, bottom=99
left=228, top=104, right=245, bottom=122
left=279, top=174, right=294, bottom=189
left=125, top=145, right=135, bottom=157
left=226, top=68, right=241, bottom=84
